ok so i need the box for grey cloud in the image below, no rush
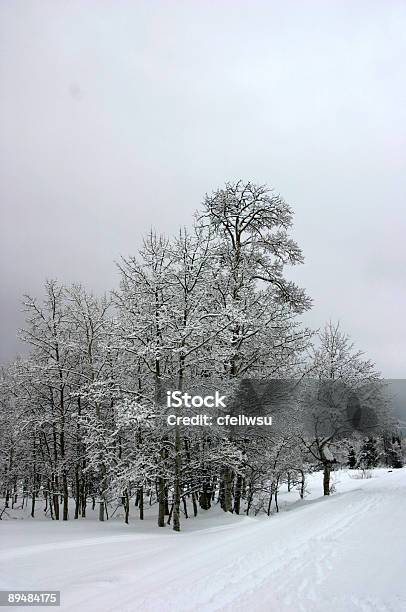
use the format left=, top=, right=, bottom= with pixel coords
left=0, top=0, right=405, bottom=375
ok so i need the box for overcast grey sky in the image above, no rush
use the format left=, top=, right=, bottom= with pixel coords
left=0, top=0, right=405, bottom=376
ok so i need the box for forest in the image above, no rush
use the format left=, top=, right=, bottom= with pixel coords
left=0, top=181, right=403, bottom=530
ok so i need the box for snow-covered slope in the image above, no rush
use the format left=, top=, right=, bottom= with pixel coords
left=1, top=469, right=405, bottom=612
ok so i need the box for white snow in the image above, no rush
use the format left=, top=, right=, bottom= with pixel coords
left=1, top=468, right=405, bottom=612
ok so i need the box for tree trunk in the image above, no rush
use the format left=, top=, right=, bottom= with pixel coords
left=182, top=496, right=188, bottom=519
left=192, top=492, right=198, bottom=517
left=158, top=475, right=166, bottom=527
left=62, top=472, right=69, bottom=520
left=81, top=480, right=87, bottom=517
left=299, top=470, right=305, bottom=499
left=98, top=500, right=105, bottom=521
left=173, top=426, right=181, bottom=532
left=274, top=476, right=280, bottom=513
left=124, top=490, right=130, bottom=524
left=223, top=468, right=233, bottom=513
left=52, top=474, right=59, bottom=520
left=31, top=490, right=36, bottom=518
left=139, top=486, right=144, bottom=520
left=164, top=487, right=170, bottom=515
left=267, top=484, right=274, bottom=516
left=74, top=467, right=80, bottom=519
left=31, top=438, right=37, bottom=518
left=13, top=480, right=18, bottom=507
left=233, top=474, right=243, bottom=514
left=49, top=493, right=54, bottom=520
left=246, top=486, right=253, bottom=516
left=199, top=481, right=211, bottom=510
left=323, top=462, right=331, bottom=496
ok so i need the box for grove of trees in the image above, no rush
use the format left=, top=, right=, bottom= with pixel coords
left=0, top=181, right=402, bottom=528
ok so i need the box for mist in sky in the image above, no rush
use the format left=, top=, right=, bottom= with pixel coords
left=0, top=0, right=405, bottom=376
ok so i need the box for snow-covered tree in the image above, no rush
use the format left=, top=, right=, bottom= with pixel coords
left=300, top=321, right=388, bottom=495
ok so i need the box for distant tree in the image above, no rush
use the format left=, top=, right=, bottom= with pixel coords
left=348, top=446, right=357, bottom=469
left=357, top=437, right=379, bottom=469
left=385, top=435, right=403, bottom=468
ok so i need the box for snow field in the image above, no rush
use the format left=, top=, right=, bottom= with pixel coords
left=1, top=468, right=405, bottom=612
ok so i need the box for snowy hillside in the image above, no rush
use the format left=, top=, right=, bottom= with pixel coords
left=1, top=468, right=405, bottom=612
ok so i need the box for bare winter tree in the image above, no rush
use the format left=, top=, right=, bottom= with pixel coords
left=198, top=181, right=312, bottom=510
left=300, top=321, right=388, bottom=495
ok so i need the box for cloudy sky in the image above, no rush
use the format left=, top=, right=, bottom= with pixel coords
left=0, top=0, right=405, bottom=376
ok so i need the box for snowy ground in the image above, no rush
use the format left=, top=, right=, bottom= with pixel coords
left=1, top=468, right=405, bottom=612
